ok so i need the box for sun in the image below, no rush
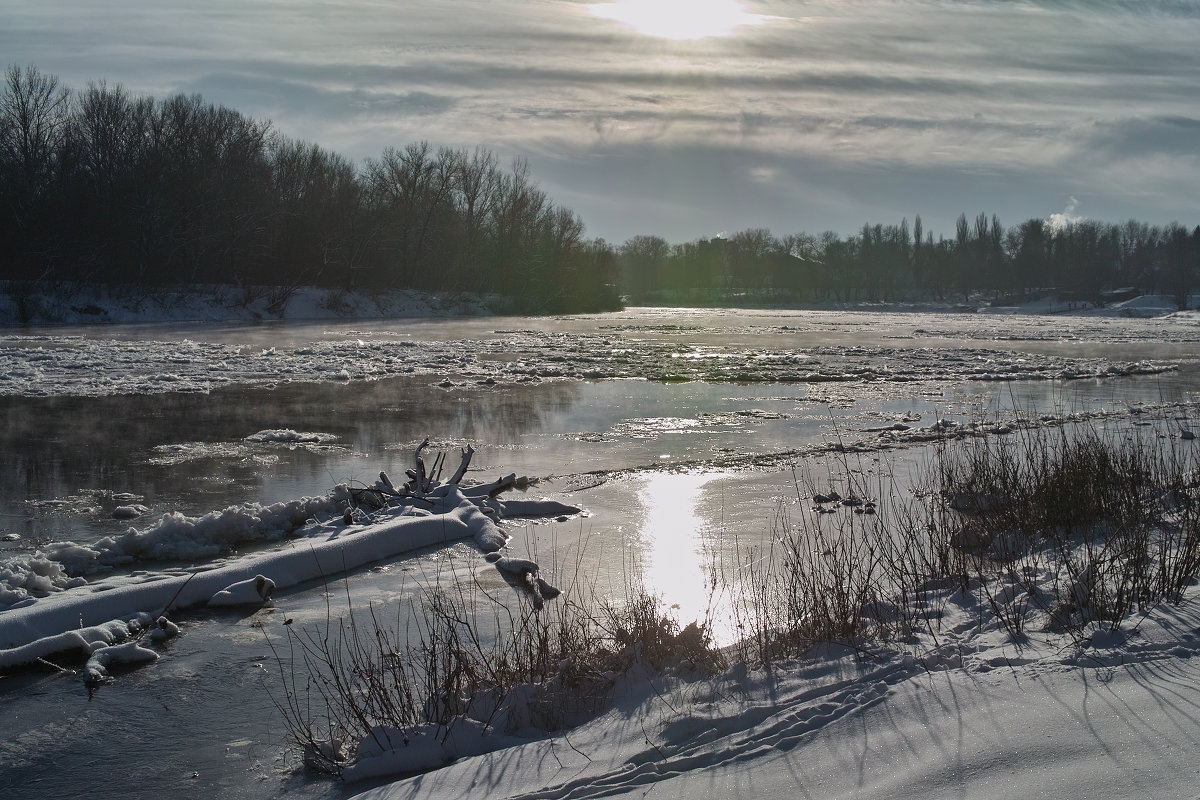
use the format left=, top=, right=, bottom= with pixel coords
left=588, top=0, right=768, bottom=40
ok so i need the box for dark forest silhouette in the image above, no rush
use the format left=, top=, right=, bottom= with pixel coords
left=0, top=66, right=620, bottom=315
left=618, top=215, right=1200, bottom=310
left=3, top=66, right=1197, bottom=318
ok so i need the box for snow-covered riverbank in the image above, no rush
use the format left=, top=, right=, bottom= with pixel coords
left=2, top=282, right=1197, bottom=329
left=0, top=285, right=499, bottom=327
left=347, top=591, right=1200, bottom=800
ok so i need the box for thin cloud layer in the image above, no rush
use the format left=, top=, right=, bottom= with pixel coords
left=2, top=0, right=1197, bottom=241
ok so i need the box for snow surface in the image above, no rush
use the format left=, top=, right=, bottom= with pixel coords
left=345, top=586, right=1200, bottom=800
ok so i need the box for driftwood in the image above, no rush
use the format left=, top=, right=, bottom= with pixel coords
left=448, top=444, right=475, bottom=486
left=410, top=437, right=430, bottom=494
left=403, top=439, right=477, bottom=496
left=406, top=438, right=450, bottom=495
left=348, top=441, right=484, bottom=514
left=460, top=473, right=538, bottom=499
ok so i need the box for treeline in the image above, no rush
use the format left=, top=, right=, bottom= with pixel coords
left=0, top=66, right=620, bottom=313
left=620, top=215, right=1200, bottom=308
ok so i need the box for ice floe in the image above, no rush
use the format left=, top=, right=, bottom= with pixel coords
left=0, top=317, right=1182, bottom=399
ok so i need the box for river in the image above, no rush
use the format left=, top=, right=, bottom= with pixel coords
left=1, top=306, right=1198, bottom=799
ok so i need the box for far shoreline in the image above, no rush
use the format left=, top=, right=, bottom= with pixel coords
left=2, top=280, right=1195, bottom=328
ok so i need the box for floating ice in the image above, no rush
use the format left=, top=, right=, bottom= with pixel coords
left=82, top=640, right=159, bottom=685
left=0, top=554, right=88, bottom=607
left=0, top=310, right=1184, bottom=399
left=112, top=504, right=149, bottom=520
left=245, top=429, right=338, bottom=444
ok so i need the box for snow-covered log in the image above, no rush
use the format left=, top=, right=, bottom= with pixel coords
left=82, top=640, right=159, bottom=685
left=460, top=473, right=535, bottom=499
left=0, top=492, right=501, bottom=668
left=0, top=438, right=587, bottom=671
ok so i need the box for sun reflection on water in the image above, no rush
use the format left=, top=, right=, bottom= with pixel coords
left=636, top=470, right=734, bottom=644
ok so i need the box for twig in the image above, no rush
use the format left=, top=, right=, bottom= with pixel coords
left=640, top=723, right=667, bottom=760
left=37, top=656, right=76, bottom=675
left=560, top=729, right=593, bottom=762
left=134, top=569, right=199, bottom=642
left=159, top=570, right=199, bottom=617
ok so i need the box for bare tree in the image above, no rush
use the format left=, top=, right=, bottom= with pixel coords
left=362, top=141, right=457, bottom=286
left=0, top=65, right=71, bottom=201
left=450, top=146, right=500, bottom=287
left=0, top=65, right=72, bottom=277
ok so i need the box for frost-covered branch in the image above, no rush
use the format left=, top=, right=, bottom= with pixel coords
left=448, top=444, right=475, bottom=486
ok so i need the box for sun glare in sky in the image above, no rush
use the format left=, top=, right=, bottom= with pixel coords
left=588, top=0, right=768, bottom=40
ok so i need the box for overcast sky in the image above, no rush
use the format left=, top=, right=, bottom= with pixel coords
left=2, top=0, right=1198, bottom=243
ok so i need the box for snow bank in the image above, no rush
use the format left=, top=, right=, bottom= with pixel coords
left=345, top=721, right=528, bottom=783
left=0, top=284, right=497, bottom=327
left=1107, top=293, right=1198, bottom=317
left=346, top=589, right=1200, bottom=800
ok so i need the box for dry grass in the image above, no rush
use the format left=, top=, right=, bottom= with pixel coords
left=266, top=562, right=723, bottom=774
left=729, top=415, right=1200, bottom=661
left=932, top=422, right=1200, bottom=635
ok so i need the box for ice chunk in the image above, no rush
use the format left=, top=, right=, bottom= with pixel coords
left=82, top=640, right=159, bottom=685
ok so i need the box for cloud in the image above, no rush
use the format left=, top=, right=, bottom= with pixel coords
left=749, top=166, right=779, bottom=184
left=1081, top=116, right=1200, bottom=159
left=0, top=0, right=1197, bottom=241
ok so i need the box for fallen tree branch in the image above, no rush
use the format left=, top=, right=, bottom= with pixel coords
left=486, top=473, right=518, bottom=498
left=448, top=444, right=475, bottom=486
left=428, top=451, right=445, bottom=490
left=411, top=437, right=431, bottom=494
